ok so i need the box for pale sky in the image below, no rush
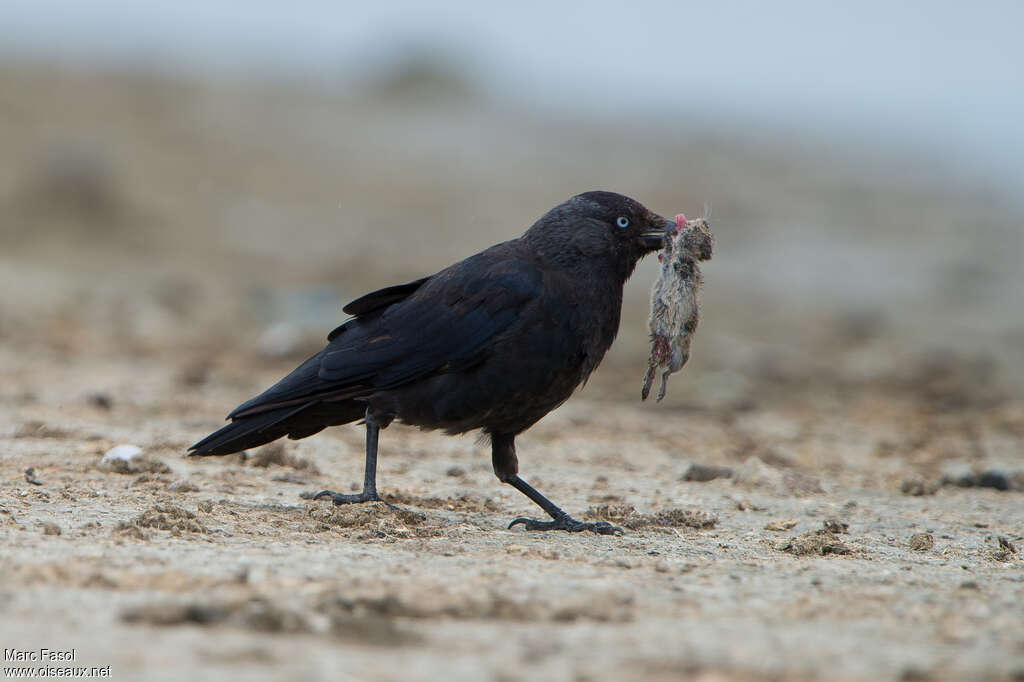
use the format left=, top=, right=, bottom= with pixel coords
left=4, top=0, right=1023, bottom=190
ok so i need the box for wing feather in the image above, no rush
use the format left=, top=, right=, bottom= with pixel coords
left=225, top=244, right=541, bottom=419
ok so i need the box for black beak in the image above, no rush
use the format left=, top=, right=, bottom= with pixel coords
left=640, top=218, right=674, bottom=252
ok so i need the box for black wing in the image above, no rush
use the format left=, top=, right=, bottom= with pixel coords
left=228, top=245, right=542, bottom=419
left=339, top=276, right=430, bottom=319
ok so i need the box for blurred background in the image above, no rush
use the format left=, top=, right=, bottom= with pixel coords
left=1, top=0, right=1023, bottom=410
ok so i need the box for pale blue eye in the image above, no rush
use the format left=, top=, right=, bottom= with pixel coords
left=616, top=216, right=630, bottom=229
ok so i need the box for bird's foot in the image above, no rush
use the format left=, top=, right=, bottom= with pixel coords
left=508, top=512, right=622, bottom=535
left=312, top=489, right=388, bottom=506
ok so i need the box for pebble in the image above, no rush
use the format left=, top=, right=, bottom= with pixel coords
left=946, top=470, right=1008, bottom=491
left=102, top=444, right=143, bottom=464
left=682, top=464, right=733, bottom=482
left=908, top=532, right=935, bottom=551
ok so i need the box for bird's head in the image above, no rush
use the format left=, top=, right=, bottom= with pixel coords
left=524, top=191, right=675, bottom=278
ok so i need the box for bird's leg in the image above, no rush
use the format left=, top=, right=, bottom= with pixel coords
left=491, top=432, right=621, bottom=535
left=314, top=407, right=393, bottom=506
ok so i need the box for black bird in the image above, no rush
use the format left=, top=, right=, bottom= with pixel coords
left=189, top=191, right=674, bottom=534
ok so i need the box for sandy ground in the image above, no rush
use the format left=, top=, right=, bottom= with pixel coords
left=2, top=341, right=1023, bottom=682
left=1, top=63, right=1023, bottom=681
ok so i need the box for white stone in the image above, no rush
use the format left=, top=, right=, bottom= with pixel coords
left=101, top=444, right=143, bottom=463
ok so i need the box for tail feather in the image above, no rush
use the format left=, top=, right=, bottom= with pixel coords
left=188, top=403, right=313, bottom=456
left=188, top=400, right=368, bottom=457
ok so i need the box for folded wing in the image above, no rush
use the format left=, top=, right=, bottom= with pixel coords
left=228, top=246, right=542, bottom=420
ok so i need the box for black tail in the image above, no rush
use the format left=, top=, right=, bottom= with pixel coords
left=188, top=401, right=365, bottom=456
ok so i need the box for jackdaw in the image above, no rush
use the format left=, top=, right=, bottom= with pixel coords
left=189, top=191, right=674, bottom=534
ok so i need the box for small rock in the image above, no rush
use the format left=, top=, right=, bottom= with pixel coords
left=40, top=522, right=62, bottom=536
left=197, top=500, right=214, bottom=514
left=908, top=532, right=934, bottom=551
left=102, top=444, right=143, bottom=463
left=947, top=470, right=1011, bottom=491
left=24, top=467, right=43, bottom=486
left=976, top=471, right=1010, bottom=490
left=823, top=519, right=849, bottom=534
left=764, top=519, right=799, bottom=531
left=445, top=466, right=466, bottom=478
left=86, top=392, right=113, bottom=410
left=683, top=463, right=733, bottom=482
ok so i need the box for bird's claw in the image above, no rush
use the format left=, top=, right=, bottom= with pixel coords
left=312, top=489, right=381, bottom=505
left=508, top=514, right=623, bottom=535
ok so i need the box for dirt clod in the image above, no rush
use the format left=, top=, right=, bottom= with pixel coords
left=778, top=530, right=852, bottom=556
left=908, top=532, right=934, bottom=551
left=118, top=504, right=208, bottom=534
left=683, top=463, right=733, bottom=482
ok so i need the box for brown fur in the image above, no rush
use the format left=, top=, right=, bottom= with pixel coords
left=642, top=217, right=714, bottom=401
